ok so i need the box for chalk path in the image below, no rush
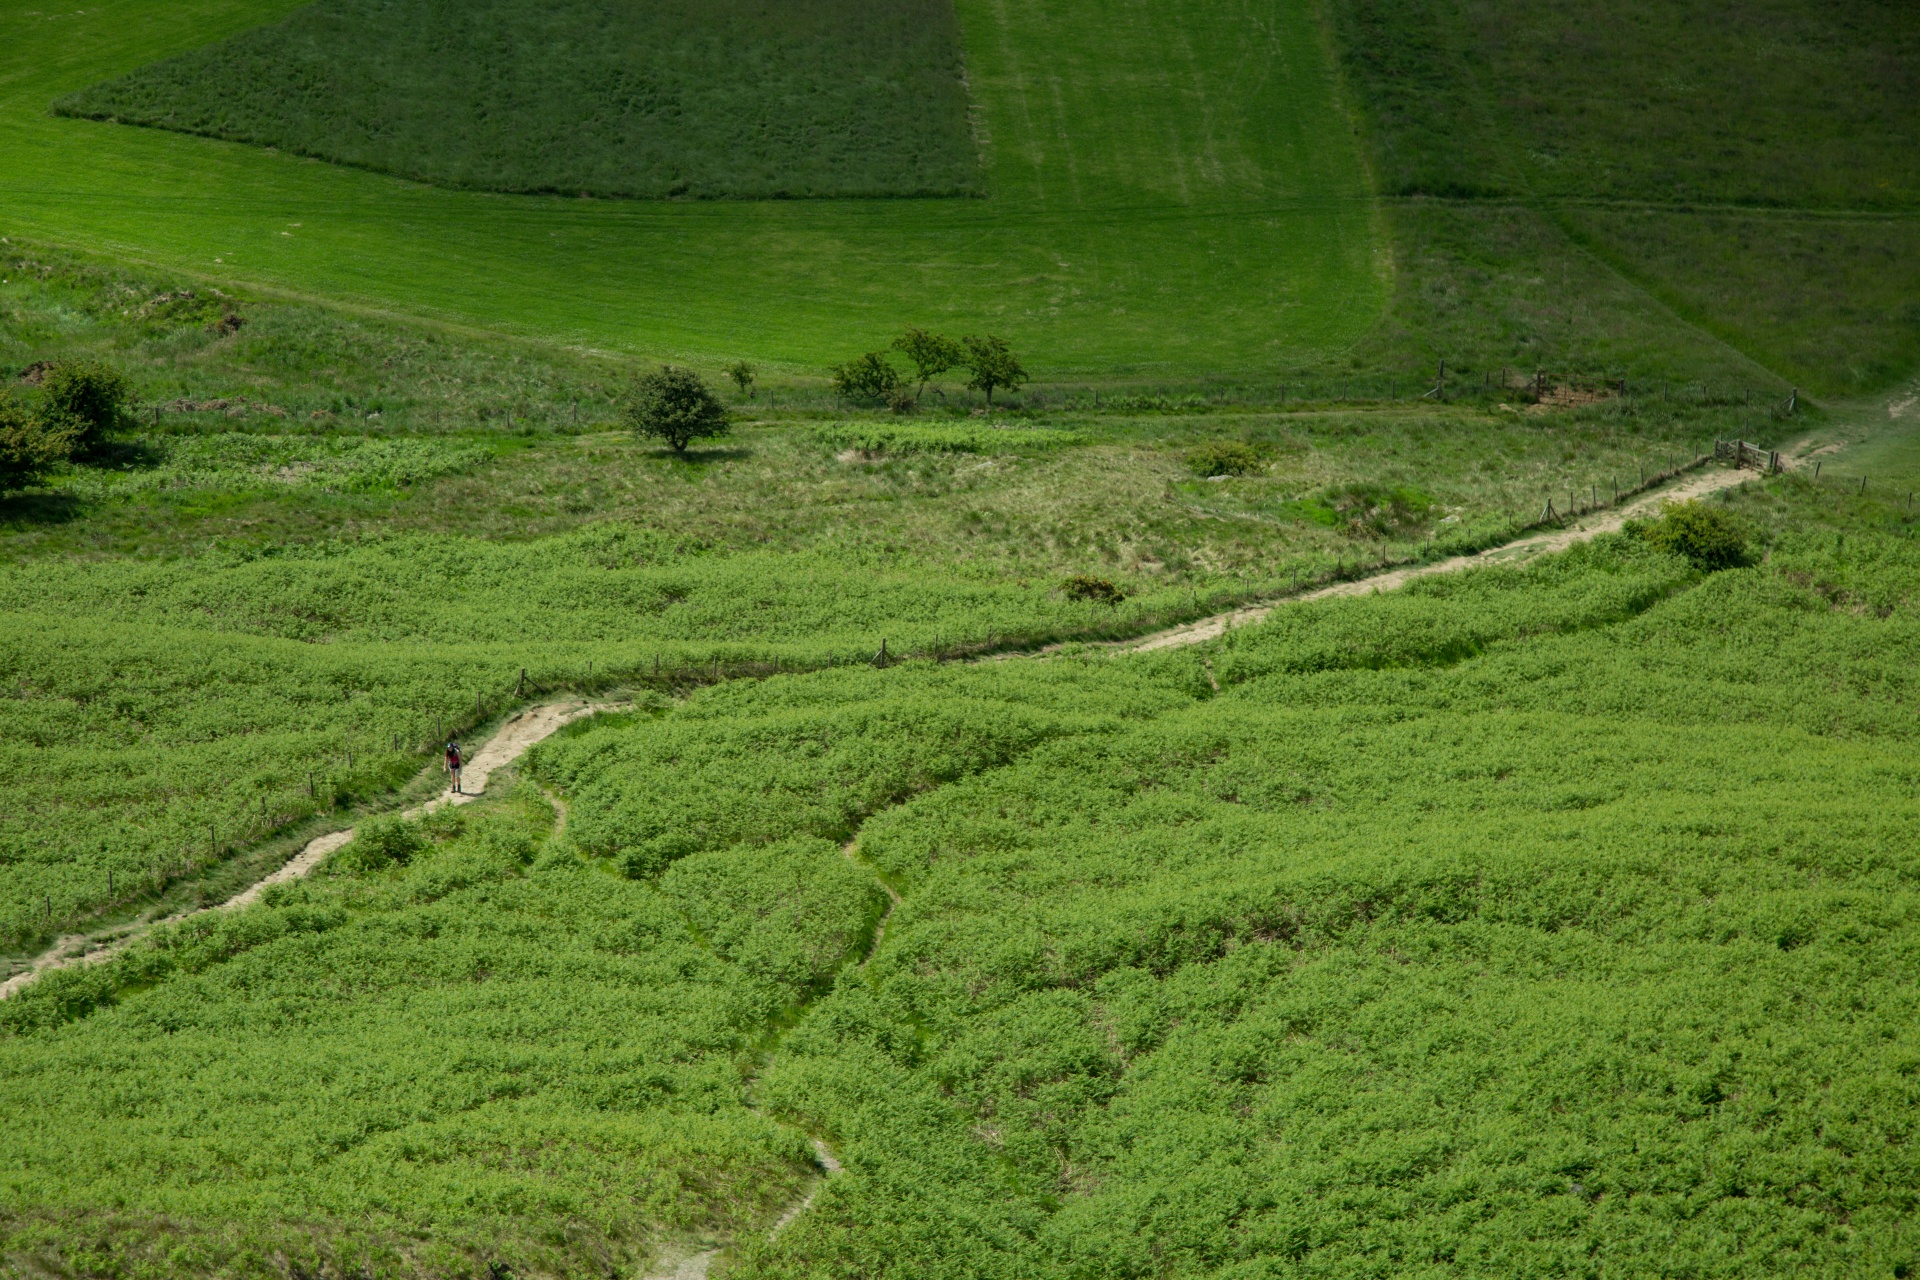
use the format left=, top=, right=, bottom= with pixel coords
left=0, top=700, right=623, bottom=1001
left=1128, top=460, right=1765, bottom=652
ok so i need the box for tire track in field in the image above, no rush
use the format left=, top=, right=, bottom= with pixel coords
left=0, top=699, right=624, bottom=1002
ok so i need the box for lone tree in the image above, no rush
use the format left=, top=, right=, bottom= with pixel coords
left=962, top=335, right=1027, bottom=407
left=626, top=365, right=730, bottom=453
left=831, top=351, right=903, bottom=405
left=725, top=360, right=756, bottom=400
left=892, top=326, right=965, bottom=402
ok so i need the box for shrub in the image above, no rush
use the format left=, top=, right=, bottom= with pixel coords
left=832, top=351, right=904, bottom=405
left=1637, top=501, right=1753, bottom=571
left=37, top=360, right=131, bottom=455
left=1188, top=441, right=1263, bottom=477
left=725, top=361, right=755, bottom=399
left=334, top=814, right=428, bottom=873
left=1063, top=574, right=1125, bottom=604
left=625, top=366, right=730, bottom=453
left=0, top=394, right=79, bottom=491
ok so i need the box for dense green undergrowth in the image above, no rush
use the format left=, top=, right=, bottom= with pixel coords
left=5, top=480, right=1919, bottom=1276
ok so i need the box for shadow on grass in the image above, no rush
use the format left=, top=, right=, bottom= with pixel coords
left=0, top=490, right=83, bottom=528
left=82, top=436, right=167, bottom=472
left=652, top=446, right=753, bottom=465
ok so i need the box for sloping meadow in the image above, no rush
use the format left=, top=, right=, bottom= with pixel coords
left=0, top=526, right=1140, bottom=950
left=535, top=526, right=1918, bottom=1275
left=4, top=524, right=1918, bottom=1275
left=747, top=534, right=1915, bottom=1277
left=0, top=794, right=827, bottom=1277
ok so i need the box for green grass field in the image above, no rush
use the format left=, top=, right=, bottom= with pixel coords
left=0, top=0, right=1381, bottom=376
left=1331, top=0, right=1920, bottom=396
left=3, top=0, right=1920, bottom=1272
left=58, top=0, right=979, bottom=200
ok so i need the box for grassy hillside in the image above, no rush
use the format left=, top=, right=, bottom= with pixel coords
left=0, top=249, right=1798, bottom=951
left=0, top=0, right=1379, bottom=376
left=57, top=0, right=979, bottom=200
left=6, top=483, right=1919, bottom=1275
left=1331, top=0, right=1920, bottom=394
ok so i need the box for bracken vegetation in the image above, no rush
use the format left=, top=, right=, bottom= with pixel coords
left=5, top=479, right=1919, bottom=1275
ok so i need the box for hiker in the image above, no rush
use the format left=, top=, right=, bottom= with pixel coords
left=444, top=739, right=464, bottom=794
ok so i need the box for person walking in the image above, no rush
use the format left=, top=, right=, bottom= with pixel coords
left=444, top=739, right=464, bottom=794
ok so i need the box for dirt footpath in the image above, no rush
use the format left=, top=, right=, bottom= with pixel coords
left=1129, top=462, right=1763, bottom=653
left=0, top=700, right=624, bottom=1001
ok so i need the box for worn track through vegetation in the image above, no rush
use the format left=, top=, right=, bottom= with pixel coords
left=0, top=700, right=623, bottom=1001
left=1128, top=457, right=1769, bottom=652
left=5, top=459, right=1772, bottom=1004
left=3, top=457, right=1779, bottom=1006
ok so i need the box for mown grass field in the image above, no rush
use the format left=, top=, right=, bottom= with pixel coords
left=59, top=0, right=979, bottom=200
left=0, top=0, right=1379, bottom=375
left=1333, top=0, right=1920, bottom=396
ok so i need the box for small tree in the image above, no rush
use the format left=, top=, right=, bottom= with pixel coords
left=0, top=394, right=78, bottom=492
left=962, top=335, right=1028, bottom=407
left=892, top=327, right=965, bottom=402
left=37, top=360, right=130, bottom=456
left=626, top=365, right=731, bottom=453
left=831, top=351, right=904, bottom=405
left=726, top=360, right=756, bottom=400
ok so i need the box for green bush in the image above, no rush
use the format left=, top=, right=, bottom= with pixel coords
left=1315, top=481, right=1435, bottom=538
left=333, top=813, right=428, bottom=873
left=831, top=351, right=904, bottom=405
left=1637, top=500, right=1753, bottom=571
left=1187, top=441, right=1263, bottom=477
left=0, top=393, right=78, bottom=491
left=36, top=360, right=131, bottom=455
left=1062, top=574, right=1125, bottom=604
left=961, top=334, right=1028, bottom=406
